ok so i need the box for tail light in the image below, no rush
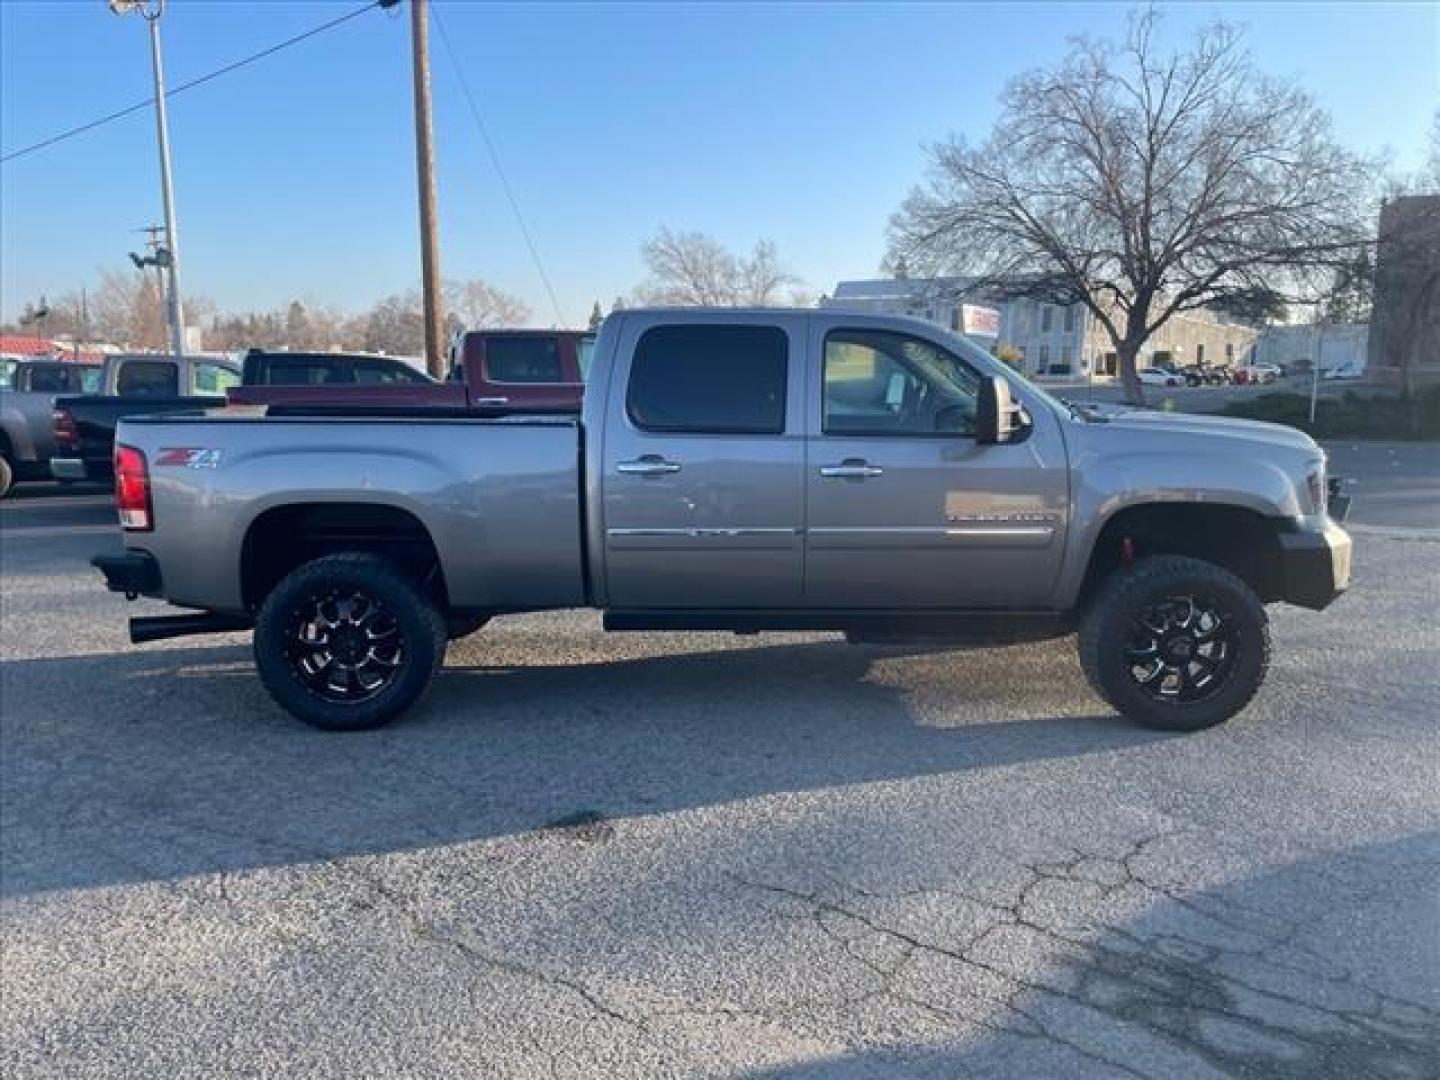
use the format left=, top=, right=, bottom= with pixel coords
left=114, top=445, right=153, bottom=531
left=52, top=407, right=79, bottom=451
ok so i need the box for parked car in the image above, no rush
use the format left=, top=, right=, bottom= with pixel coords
left=1323, top=362, right=1364, bottom=380
left=93, top=309, right=1351, bottom=736
left=0, top=360, right=103, bottom=497
left=50, top=353, right=241, bottom=484
left=1177, top=365, right=1228, bottom=387
left=1233, top=364, right=1280, bottom=386
left=1138, top=367, right=1184, bottom=387
left=227, top=332, right=593, bottom=411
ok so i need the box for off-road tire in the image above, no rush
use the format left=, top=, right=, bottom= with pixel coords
left=254, top=553, right=446, bottom=732
left=1079, top=555, right=1270, bottom=732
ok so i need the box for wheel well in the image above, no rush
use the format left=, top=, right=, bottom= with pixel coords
left=1080, top=504, right=1286, bottom=605
left=241, top=503, right=447, bottom=611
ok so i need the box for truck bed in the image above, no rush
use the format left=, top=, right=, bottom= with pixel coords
left=114, top=411, right=587, bottom=615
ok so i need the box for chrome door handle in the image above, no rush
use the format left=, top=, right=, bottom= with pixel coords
left=617, top=456, right=681, bottom=476
left=819, top=461, right=884, bottom=479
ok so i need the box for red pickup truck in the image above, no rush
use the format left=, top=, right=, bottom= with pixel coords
left=227, top=330, right=592, bottom=410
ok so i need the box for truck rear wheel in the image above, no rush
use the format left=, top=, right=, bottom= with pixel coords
left=253, top=553, right=447, bottom=732
left=1078, top=555, right=1270, bottom=732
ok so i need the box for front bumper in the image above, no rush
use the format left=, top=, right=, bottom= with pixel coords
left=92, top=550, right=162, bottom=599
left=1278, top=521, right=1352, bottom=611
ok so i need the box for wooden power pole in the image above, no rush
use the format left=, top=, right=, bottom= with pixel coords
left=409, top=0, right=445, bottom=377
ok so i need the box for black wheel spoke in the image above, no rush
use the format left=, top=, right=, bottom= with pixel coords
left=1126, top=592, right=1237, bottom=705
left=287, top=587, right=405, bottom=705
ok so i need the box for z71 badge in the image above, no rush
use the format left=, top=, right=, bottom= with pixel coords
left=154, top=447, right=224, bottom=469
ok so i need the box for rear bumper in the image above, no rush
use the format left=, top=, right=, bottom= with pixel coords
left=1278, top=521, right=1352, bottom=611
left=92, top=550, right=162, bottom=598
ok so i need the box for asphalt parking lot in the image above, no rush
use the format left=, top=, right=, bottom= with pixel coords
left=2, top=446, right=1437, bottom=1078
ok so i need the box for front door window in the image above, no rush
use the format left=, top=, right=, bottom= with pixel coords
left=823, top=329, right=979, bottom=437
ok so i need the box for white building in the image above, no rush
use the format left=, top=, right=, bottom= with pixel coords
left=825, top=278, right=1258, bottom=379
left=1252, top=323, right=1367, bottom=375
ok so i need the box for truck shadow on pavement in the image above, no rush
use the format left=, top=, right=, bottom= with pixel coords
left=1, top=637, right=1165, bottom=897
left=737, top=830, right=1440, bottom=1080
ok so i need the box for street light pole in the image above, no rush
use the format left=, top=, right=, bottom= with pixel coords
left=111, top=0, right=185, bottom=356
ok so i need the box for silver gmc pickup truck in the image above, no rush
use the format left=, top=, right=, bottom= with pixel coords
left=93, top=309, right=1352, bottom=733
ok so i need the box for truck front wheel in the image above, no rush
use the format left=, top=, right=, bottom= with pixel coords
left=253, top=553, right=447, bottom=732
left=1078, top=556, right=1270, bottom=732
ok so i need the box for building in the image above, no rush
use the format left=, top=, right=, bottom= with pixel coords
left=1252, top=323, right=1368, bottom=375
left=1368, top=195, right=1440, bottom=389
left=826, top=278, right=1258, bottom=378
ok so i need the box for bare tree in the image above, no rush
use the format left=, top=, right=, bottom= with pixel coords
left=443, top=278, right=529, bottom=329
left=637, top=228, right=801, bottom=306
left=363, top=291, right=426, bottom=357
left=889, top=9, right=1373, bottom=402
left=90, top=269, right=168, bottom=351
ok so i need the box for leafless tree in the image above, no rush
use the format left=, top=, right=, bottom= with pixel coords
left=362, top=278, right=528, bottom=357
left=90, top=269, right=168, bottom=351
left=889, top=9, right=1374, bottom=403
left=362, top=291, right=426, bottom=357
left=637, top=228, right=802, bottom=306
left=443, top=279, right=529, bottom=330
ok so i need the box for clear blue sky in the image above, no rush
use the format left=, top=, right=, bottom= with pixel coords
left=2, top=1, right=1435, bottom=327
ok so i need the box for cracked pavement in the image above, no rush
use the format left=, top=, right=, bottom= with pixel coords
left=2, top=469, right=1438, bottom=1078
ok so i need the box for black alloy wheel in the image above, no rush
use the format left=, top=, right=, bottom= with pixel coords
left=1079, top=555, right=1270, bottom=732
left=254, top=553, right=446, bottom=731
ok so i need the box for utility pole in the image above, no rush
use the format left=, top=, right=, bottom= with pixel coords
left=409, top=0, right=445, bottom=377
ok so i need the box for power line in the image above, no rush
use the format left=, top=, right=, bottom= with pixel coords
left=430, top=4, right=567, bottom=327
left=1, top=0, right=391, bottom=165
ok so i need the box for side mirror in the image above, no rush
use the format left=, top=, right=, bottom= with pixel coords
left=976, top=374, right=1020, bottom=444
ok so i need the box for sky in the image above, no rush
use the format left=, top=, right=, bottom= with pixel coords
left=1, top=1, right=1436, bottom=328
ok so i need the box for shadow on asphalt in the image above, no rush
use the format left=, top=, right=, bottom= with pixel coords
left=741, top=831, right=1440, bottom=1080
left=0, top=639, right=1162, bottom=897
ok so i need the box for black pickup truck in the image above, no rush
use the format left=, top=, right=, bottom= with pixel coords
left=50, top=353, right=240, bottom=482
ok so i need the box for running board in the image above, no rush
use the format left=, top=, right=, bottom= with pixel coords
left=603, top=609, right=1074, bottom=643
left=129, top=613, right=253, bottom=644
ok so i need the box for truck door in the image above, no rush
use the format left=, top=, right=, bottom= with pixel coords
left=803, top=323, right=1068, bottom=608
left=600, top=317, right=805, bottom=607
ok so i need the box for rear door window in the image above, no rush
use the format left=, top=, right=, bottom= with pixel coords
left=353, top=360, right=426, bottom=384
left=485, top=338, right=564, bottom=383
left=195, top=363, right=240, bottom=393
left=117, top=361, right=179, bottom=397
left=627, top=325, right=788, bottom=434
left=577, top=336, right=596, bottom=381
left=27, top=366, right=70, bottom=393
left=266, top=358, right=342, bottom=385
